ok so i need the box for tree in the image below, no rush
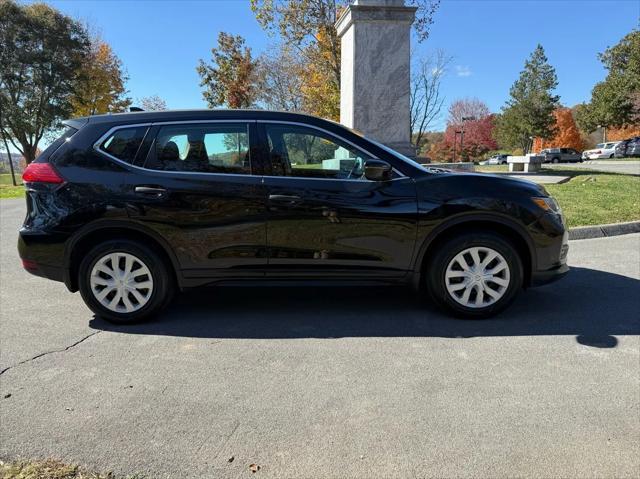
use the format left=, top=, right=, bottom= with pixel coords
left=532, top=108, right=584, bottom=152
left=250, top=0, right=441, bottom=119
left=139, top=95, right=167, bottom=111
left=258, top=44, right=306, bottom=112
left=197, top=32, right=260, bottom=108
left=495, top=45, right=560, bottom=153
left=576, top=30, right=640, bottom=132
left=70, top=40, right=131, bottom=116
left=0, top=0, right=90, bottom=164
left=410, top=49, right=451, bottom=153
left=447, top=97, right=490, bottom=125
left=439, top=114, right=497, bottom=161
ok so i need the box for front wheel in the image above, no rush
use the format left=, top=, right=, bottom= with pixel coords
left=78, top=240, right=174, bottom=324
left=425, top=232, right=523, bottom=318
left=552, top=157, right=560, bottom=164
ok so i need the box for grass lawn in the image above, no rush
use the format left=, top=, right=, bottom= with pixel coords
left=0, top=458, right=142, bottom=478
left=0, top=173, right=24, bottom=199
left=545, top=171, right=640, bottom=227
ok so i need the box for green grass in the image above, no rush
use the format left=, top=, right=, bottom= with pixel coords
left=545, top=171, right=640, bottom=227
left=0, top=174, right=24, bottom=199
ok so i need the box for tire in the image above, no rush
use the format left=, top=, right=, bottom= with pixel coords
left=78, top=240, right=174, bottom=324
left=424, top=232, right=523, bottom=319
left=609, top=154, right=614, bottom=159
left=552, top=157, right=560, bottom=164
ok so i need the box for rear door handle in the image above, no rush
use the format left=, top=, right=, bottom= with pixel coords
left=135, top=186, right=167, bottom=198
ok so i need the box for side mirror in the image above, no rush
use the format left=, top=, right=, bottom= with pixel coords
left=364, top=159, right=393, bottom=181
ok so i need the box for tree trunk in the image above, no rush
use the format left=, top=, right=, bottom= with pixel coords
left=0, top=131, right=18, bottom=186
left=23, top=145, right=38, bottom=165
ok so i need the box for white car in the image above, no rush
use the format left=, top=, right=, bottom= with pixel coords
left=582, top=142, right=620, bottom=160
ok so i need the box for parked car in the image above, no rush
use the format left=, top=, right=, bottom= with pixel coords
left=581, top=142, right=620, bottom=160
left=480, top=154, right=509, bottom=165
left=539, top=148, right=583, bottom=163
left=623, top=137, right=640, bottom=157
left=614, top=139, right=631, bottom=158
left=19, top=110, right=568, bottom=323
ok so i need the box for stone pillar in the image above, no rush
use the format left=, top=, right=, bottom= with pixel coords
left=336, top=0, right=417, bottom=157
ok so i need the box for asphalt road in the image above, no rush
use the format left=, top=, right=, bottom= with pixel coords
left=1, top=198, right=639, bottom=478
left=555, top=160, right=640, bottom=176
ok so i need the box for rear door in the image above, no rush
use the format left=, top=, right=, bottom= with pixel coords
left=118, top=121, right=268, bottom=280
left=259, top=122, right=418, bottom=280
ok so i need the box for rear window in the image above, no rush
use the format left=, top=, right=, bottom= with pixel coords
left=35, top=126, right=78, bottom=162
left=99, top=126, right=148, bottom=163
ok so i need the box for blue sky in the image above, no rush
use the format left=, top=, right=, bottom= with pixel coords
left=46, top=0, right=640, bottom=131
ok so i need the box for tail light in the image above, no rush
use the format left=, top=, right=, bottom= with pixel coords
left=22, top=162, right=64, bottom=184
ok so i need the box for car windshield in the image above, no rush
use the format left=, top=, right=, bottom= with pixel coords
left=363, top=137, right=428, bottom=171
left=596, top=143, right=604, bottom=148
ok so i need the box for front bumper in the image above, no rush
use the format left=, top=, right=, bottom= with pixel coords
left=531, top=261, right=569, bottom=286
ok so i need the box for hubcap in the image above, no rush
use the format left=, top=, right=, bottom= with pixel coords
left=445, top=246, right=510, bottom=309
left=90, top=252, right=153, bottom=313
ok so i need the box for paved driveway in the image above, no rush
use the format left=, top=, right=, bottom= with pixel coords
left=548, top=160, right=640, bottom=176
left=1, top=198, right=639, bottom=478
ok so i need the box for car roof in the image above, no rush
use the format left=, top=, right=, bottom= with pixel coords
left=70, top=109, right=333, bottom=127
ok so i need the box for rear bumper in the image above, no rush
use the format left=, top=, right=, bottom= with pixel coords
left=18, top=228, right=69, bottom=285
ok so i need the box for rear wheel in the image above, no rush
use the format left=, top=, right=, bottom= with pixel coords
left=552, top=157, right=560, bottom=164
left=78, top=240, right=174, bottom=324
left=424, top=232, right=523, bottom=318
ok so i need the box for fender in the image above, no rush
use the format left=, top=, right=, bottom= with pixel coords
left=410, top=211, right=537, bottom=284
left=62, top=218, right=183, bottom=291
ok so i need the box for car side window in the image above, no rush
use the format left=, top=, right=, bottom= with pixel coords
left=264, top=124, right=372, bottom=180
left=147, top=123, right=251, bottom=174
left=99, top=126, right=148, bottom=163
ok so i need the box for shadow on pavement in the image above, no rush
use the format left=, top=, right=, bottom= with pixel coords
left=90, top=267, right=639, bottom=348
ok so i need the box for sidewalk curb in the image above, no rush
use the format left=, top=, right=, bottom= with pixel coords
left=569, top=220, right=640, bottom=240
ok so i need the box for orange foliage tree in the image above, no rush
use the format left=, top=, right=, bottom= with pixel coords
left=608, top=125, right=640, bottom=141
left=532, top=108, right=584, bottom=152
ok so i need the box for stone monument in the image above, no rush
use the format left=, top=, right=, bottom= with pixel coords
left=335, top=0, right=417, bottom=157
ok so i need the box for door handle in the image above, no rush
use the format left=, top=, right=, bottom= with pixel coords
left=268, top=194, right=302, bottom=203
left=135, top=186, right=167, bottom=198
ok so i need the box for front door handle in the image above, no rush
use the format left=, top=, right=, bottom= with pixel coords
left=135, top=186, right=167, bottom=198
left=268, top=194, right=302, bottom=204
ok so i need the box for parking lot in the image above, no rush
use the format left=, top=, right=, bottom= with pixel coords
left=1, top=198, right=639, bottom=478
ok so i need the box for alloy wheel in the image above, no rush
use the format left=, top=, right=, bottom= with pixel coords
left=90, top=252, right=154, bottom=313
left=444, top=246, right=511, bottom=309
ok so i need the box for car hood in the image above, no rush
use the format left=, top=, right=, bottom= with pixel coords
left=417, top=168, right=548, bottom=199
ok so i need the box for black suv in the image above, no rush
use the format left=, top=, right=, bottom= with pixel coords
left=19, top=110, right=568, bottom=323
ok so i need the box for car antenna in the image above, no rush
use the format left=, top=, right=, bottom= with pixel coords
left=129, top=107, right=144, bottom=112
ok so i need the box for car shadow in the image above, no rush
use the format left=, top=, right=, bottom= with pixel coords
left=90, top=267, right=640, bottom=348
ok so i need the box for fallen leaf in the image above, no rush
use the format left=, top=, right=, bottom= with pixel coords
left=3, top=393, right=11, bottom=399
left=228, top=456, right=234, bottom=463
left=249, top=463, right=260, bottom=473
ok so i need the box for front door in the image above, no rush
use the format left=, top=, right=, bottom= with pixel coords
left=260, top=122, right=418, bottom=280
left=124, top=121, right=268, bottom=279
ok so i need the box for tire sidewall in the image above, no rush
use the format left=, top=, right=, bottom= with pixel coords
left=78, top=240, right=171, bottom=323
left=426, top=233, right=523, bottom=318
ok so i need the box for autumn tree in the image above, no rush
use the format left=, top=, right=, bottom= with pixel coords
left=71, top=40, right=130, bottom=116
left=0, top=0, right=90, bottom=164
left=139, top=95, right=168, bottom=111
left=439, top=114, right=497, bottom=161
left=250, top=0, right=440, bottom=119
left=258, top=45, right=305, bottom=112
left=410, top=49, right=451, bottom=153
left=495, top=45, right=560, bottom=153
left=532, top=108, right=584, bottom=152
left=197, top=32, right=260, bottom=108
left=576, top=30, right=639, bottom=132
left=447, top=97, right=491, bottom=125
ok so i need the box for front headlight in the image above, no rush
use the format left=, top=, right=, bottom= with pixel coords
left=532, top=196, right=561, bottom=214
